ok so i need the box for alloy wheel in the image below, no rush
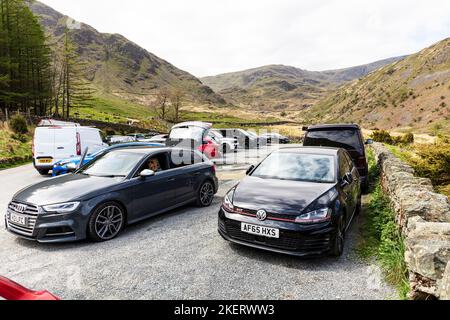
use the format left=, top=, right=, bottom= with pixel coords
left=94, top=205, right=124, bottom=240
left=200, top=182, right=214, bottom=206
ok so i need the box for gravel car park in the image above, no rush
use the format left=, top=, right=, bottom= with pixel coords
left=0, top=144, right=395, bottom=300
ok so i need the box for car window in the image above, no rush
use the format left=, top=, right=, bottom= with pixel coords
left=251, top=153, right=336, bottom=183
left=304, top=129, right=362, bottom=152
left=135, top=152, right=169, bottom=176
left=81, top=150, right=145, bottom=177
left=169, top=149, right=200, bottom=168
left=339, top=153, right=352, bottom=177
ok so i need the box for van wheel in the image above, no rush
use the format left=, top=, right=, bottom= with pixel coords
left=196, top=181, right=215, bottom=207
left=37, top=169, right=49, bottom=176
left=88, top=202, right=125, bottom=242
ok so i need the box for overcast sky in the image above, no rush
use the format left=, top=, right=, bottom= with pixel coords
left=40, top=0, right=450, bottom=77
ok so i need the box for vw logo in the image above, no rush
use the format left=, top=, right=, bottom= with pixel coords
left=256, top=210, right=267, bottom=221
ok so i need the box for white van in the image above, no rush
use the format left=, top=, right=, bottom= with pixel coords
left=33, top=124, right=107, bottom=175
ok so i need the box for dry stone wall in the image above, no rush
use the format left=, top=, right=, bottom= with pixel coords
left=371, top=143, right=450, bottom=300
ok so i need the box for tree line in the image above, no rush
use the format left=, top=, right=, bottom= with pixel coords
left=0, top=0, right=92, bottom=120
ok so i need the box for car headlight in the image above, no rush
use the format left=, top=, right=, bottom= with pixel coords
left=223, top=188, right=236, bottom=212
left=295, top=208, right=332, bottom=224
left=42, top=202, right=80, bottom=213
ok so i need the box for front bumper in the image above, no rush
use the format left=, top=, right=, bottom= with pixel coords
left=5, top=202, right=89, bottom=243
left=218, top=208, right=336, bottom=257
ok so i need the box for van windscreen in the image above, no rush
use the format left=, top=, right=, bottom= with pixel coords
left=304, top=130, right=362, bottom=151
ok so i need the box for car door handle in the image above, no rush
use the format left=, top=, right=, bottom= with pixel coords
left=192, top=172, right=200, bottom=176
left=167, top=178, right=176, bottom=182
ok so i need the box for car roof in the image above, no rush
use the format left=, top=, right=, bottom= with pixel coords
left=306, top=124, right=361, bottom=131
left=108, top=147, right=172, bottom=155
left=274, top=146, right=341, bottom=156
left=172, top=121, right=212, bottom=129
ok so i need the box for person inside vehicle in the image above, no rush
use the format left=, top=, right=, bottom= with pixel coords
left=147, top=157, right=162, bottom=172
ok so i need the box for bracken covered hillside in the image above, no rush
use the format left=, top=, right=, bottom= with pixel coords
left=307, top=38, right=450, bottom=134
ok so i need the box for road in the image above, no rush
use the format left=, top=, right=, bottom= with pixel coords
left=0, top=146, right=396, bottom=300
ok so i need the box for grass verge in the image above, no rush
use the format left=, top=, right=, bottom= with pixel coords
left=358, top=148, right=410, bottom=299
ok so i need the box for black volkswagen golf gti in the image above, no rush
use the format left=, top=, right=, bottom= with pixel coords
left=6, top=147, right=218, bottom=243
left=218, top=147, right=361, bottom=257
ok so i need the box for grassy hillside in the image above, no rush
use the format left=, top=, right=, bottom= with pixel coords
left=29, top=1, right=227, bottom=109
left=201, top=57, right=404, bottom=111
left=306, top=38, right=450, bottom=134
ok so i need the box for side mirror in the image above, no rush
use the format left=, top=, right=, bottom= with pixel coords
left=246, top=165, right=255, bottom=175
left=365, top=139, right=374, bottom=145
left=140, top=169, right=155, bottom=178
left=66, top=162, right=77, bottom=172
left=341, top=172, right=353, bottom=187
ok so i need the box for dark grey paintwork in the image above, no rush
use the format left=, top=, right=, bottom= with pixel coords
left=6, top=147, right=218, bottom=243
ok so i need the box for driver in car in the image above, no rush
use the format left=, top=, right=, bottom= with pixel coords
left=148, top=158, right=162, bottom=172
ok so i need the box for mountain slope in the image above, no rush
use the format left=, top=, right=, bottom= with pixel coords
left=201, top=57, right=405, bottom=111
left=307, top=38, right=450, bottom=133
left=29, top=1, right=226, bottom=107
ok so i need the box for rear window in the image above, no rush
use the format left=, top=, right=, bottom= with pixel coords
left=169, top=126, right=205, bottom=140
left=304, top=129, right=362, bottom=151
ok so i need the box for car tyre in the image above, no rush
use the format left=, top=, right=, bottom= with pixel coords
left=355, top=197, right=362, bottom=216
left=330, top=216, right=345, bottom=257
left=196, top=180, right=215, bottom=207
left=37, top=169, right=49, bottom=176
left=88, top=202, right=125, bottom=242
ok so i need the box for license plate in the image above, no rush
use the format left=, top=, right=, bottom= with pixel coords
left=241, top=223, right=279, bottom=239
left=38, top=158, right=52, bottom=164
left=9, top=213, right=27, bottom=226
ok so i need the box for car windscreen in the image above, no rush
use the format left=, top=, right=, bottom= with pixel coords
left=304, top=129, right=362, bottom=152
left=251, top=153, right=336, bottom=183
left=80, top=150, right=145, bottom=177
left=169, top=126, right=205, bottom=141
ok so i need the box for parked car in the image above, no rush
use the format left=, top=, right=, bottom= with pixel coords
left=218, top=147, right=361, bottom=257
left=52, top=142, right=165, bottom=176
left=216, top=128, right=259, bottom=149
left=141, top=134, right=168, bottom=144
left=6, top=147, right=218, bottom=243
left=105, top=135, right=135, bottom=144
left=126, top=133, right=147, bottom=141
left=166, top=122, right=221, bottom=159
left=0, top=276, right=59, bottom=300
left=303, top=124, right=371, bottom=192
left=33, top=122, right=107, bottom=176
left=209, top=130, right=238, bottom=153
left=259, top=132, right=290, bottom=144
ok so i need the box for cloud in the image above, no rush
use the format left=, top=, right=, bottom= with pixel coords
left=40, top=0, right=450, bottom=77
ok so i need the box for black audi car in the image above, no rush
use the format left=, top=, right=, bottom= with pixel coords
left=218, top=147, right=361, bottom=257
left=6, top=147, right=218, bottom=243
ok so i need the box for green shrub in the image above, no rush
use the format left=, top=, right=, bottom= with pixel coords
left=371, top=130, right=414, bottom=146
left=409, top=142, right=450, bottom=185
left=11, top=133, right=28, bottom=143
left=9, top=114, right=28, bottom=134
left=371, top=130, right=394, bottom=144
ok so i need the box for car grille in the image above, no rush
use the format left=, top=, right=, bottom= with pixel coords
left=7, top=201, right=39, bottom=237
left=223, top=219, right=331, bottom=252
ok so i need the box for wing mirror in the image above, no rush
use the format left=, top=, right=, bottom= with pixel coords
left=365, top=139, right=374, bottom=145
left=246, top=165, right=255, bottom=175
left=140, top=169, right=155, bottom=178
left=66, top=162, right=77, bottom=172
left=341, top=172, right=353, bottom=187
